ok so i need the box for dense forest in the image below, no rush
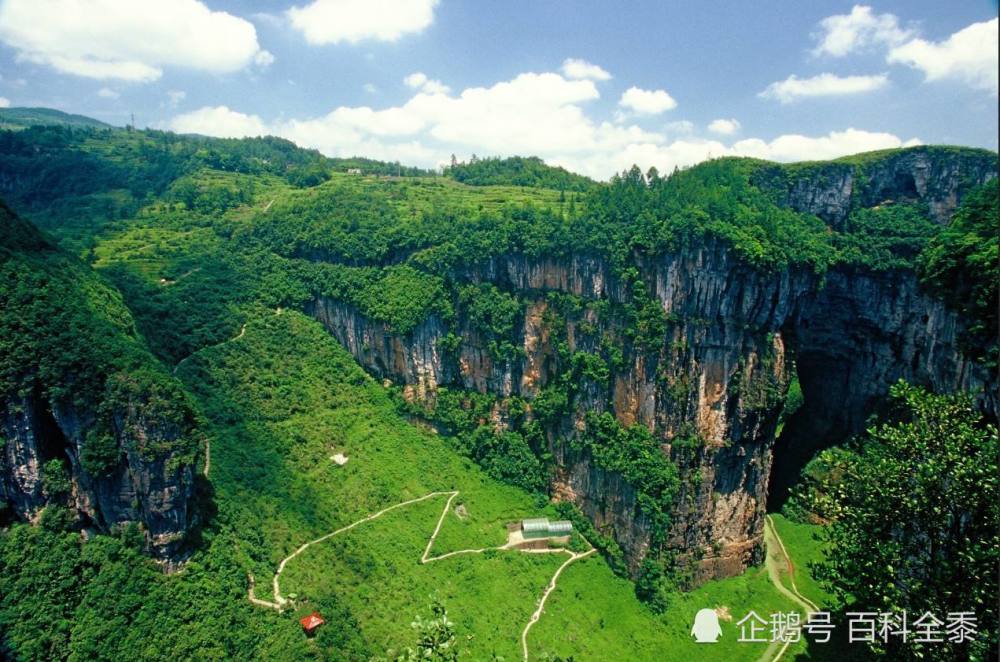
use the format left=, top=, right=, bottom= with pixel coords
left=0, top=115, right=997, bottom=661
left=444, top=155, right=596, bottom=191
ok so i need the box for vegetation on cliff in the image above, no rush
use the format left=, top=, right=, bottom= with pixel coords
left=918, top=179, right=999, bottom=364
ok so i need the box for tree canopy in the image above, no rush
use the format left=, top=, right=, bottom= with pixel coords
left=815, top=381, right=998, bottom=660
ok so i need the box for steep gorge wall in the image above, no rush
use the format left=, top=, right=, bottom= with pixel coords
left=770, top=266, right=994, bottom=507
left=308, top=152, right=995, bottom=583
left=0, top=388, right=196, bottom=561
left=310, top=242, right=816, bottom=580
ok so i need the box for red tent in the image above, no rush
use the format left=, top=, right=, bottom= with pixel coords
left=299, top=611, right=325, bottom=635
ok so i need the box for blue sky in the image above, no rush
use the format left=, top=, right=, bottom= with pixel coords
left=0, top=0, right=996, bottom=178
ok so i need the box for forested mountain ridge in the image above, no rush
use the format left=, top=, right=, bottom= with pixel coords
left=0, top=112, right=997, bottom=659
left=0, top=107, right=113, bottom=131
left=0, top=202, right=200, bottom=561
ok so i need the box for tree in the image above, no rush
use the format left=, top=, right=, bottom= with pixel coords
left=392, top=596, right=460, bottom=662
left=816, top=381, right=998, bottom=660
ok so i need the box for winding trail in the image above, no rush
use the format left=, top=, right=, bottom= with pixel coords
left=173, top=322, right=246, bottom=479
left=247, top=489, right=594, bottom=660
left=759, top=515, right=821, bottom=662
left=159, top=267, right=201, bottom=286
left=173, top=322, right=246, bottom=376
left=174, top=309, right=283, bottom=479
left=765, top=516, right=819, bottom=613
left=521, top=548, right=596, bottom=660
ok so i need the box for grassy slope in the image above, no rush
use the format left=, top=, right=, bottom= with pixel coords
left=178, top=311, right=571, bottom=657
left=533, top=554, right=801, bottom=660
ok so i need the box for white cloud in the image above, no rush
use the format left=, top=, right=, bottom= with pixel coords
left=404, top=71, right=450, bottom=94
left=254, top=50, right=275, bottom=67
left=288, top=0, right=438, bottom=45
left=707, top=118, right=740, bottom=135
left=421, top=79, right=450, bottom=95
left=732, top=128, right=919, bottom=162
left=403, top=72, right=428, bottom=88
left=97, top=87, right=120, bottom=99
left=363, top=83, right=377, bottom=93
left=165, top=69, right=917, bottom=179
left=560, top=58, right=611, bottom=81
left=663, top=120, right=695, bottom=134
left=0, top=97, right=10, bottom=108
left=888, top=18, right=998, bottom=94
left=618, top=86, right=677, bottom=115
left=812, top=4, right=913, bottom=57
left=168, top=105, right=267, bottom=138
left=0, top=0, right=270, bottom=82
left=167, top=90, right=186, bottom=106
left=759, top=73, right=888, bottom=103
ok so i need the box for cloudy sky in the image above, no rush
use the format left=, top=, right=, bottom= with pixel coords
left=0, top=0, right=996, bottom=178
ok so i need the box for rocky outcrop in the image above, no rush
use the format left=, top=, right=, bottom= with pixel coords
left=0, top=388, right=196, bottom=561
left=756, top=147, right=996, bottom=228
left=0, top=395, right=48, bottom=520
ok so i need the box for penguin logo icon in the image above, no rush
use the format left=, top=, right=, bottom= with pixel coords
left=691, top=608, right=722, bottom=643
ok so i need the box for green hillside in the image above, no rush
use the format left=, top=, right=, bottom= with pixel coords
left=0, top=107, right=113, bottom=131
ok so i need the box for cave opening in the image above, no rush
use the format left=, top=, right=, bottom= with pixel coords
left=35, top=400, right=72, bottom=467
left=888, top=172, right=920, bottom=202
left=766, top=337, right=858, bottom=512
left=768, top=367, right=825, bottom=510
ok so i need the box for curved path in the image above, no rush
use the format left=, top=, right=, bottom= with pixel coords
left=521, top=548, right=596, bottom=660
left=172, top=322, right=245, bottom=479
left=759, top=515, right=821, bottom=662
left=174, top=308, right=283, bottom=479
left=247, top=489, right=594, bottom=660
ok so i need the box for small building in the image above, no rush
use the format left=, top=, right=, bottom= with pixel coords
left=548, top=520, right=573, bottom=535
left=521, top=518, right=573, bottom=539
left=346, top=168, right=362, bottom=174
left=300, top=611, right=325, bottom=636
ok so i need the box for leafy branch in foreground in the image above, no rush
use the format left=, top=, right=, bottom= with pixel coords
left=816, top=381, right=998, bottom=660
left=382, top=596, right=460, bottom=662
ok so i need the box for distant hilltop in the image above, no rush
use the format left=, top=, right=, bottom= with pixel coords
left=0, top=106, right=114, bottom=131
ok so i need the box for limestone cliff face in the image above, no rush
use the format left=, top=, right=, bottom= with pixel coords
left=310, top=241, right=817, bottom=579
left=755, top=147, right=996, bottom=228
left=307, top=150, right=995, bottom=584
left=0, top=204, right=199, bottom=562
left=0, top=388, right=196, bottom=561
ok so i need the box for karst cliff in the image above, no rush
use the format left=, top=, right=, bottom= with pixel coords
left=0, top=204, right=199, bottom=562
left=308, top=148, right=996, bottom=582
